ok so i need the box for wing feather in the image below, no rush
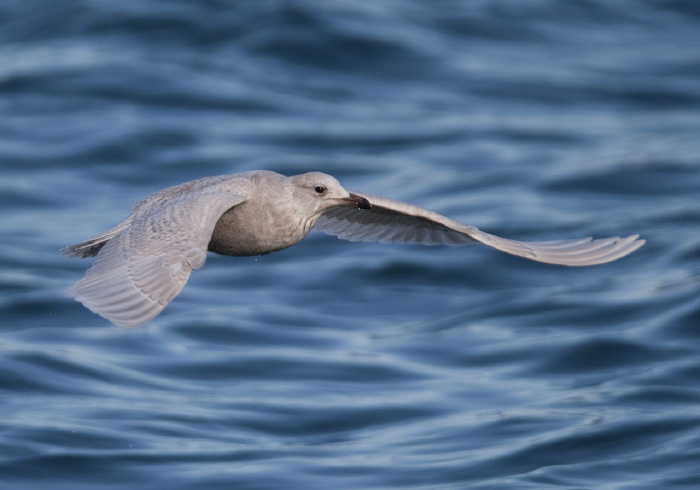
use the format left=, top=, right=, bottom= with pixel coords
left=67, top=178, right=250, bottom=326
left=317, top=192, right=477, bottom=246
left=315, top=191, right=644, bottom=266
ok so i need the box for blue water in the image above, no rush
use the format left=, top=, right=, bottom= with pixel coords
left=2, top=1, right=700, bottom=488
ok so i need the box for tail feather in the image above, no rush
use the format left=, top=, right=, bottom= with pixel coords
left=61, top=223, right=130, bottom=258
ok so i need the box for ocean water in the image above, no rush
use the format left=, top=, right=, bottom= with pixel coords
left=2, top=1, right=700, bottom=488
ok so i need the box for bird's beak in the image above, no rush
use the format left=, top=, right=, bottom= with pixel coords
left=338, top=192, right=372, bottom=210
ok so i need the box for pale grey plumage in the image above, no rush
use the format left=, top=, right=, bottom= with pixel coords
left=63, top=170, right=644, bottom=327
left=315, top=191, right=644, bottom=265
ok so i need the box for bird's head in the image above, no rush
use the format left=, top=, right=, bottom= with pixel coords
left=288, top=172, right=371, bottom=216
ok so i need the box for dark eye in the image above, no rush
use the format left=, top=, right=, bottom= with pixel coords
left=314, top=185, right=326, bottom=194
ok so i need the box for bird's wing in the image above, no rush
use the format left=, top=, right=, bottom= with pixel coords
left=69, top=187, right=249, bottom=327
left=315, top=191, right=644, bottom=266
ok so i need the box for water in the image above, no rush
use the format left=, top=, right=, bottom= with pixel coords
left=2, top=1, right=700, bottom=488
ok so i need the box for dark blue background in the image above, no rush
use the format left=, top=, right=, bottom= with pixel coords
left=2, top=1, right=700, bottom=488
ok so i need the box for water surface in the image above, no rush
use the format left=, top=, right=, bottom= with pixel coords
left=2, top=1, right=700, bottom=488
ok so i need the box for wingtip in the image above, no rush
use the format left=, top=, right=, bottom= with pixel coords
left=574, top=233, right=645, bottom=266
left=67, top=274, right=161, bottom=328
left=627, top=235, right=646, bottom=252
left=70, top=291, right=156, bottom=328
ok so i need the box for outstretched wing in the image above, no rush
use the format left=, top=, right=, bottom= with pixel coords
left=68, top=187, right=249, bottom=327
left=315, top=191, right=644, bottom=266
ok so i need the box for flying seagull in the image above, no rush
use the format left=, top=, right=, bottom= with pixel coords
left=62, top=171, right=644, bottom=327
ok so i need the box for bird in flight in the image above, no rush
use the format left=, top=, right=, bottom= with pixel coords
left=62, top=171, right=644, bottom=327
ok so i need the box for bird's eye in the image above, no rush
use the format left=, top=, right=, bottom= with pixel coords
left=314, top=185, right=326, bottom=194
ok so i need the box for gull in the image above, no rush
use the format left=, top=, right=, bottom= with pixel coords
left=62, top=170, right=644, bottom=327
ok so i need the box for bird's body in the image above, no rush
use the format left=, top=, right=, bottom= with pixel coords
left=63, top=170, right=644, bottom=327
left=209, top=172, right=322, bottom=256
